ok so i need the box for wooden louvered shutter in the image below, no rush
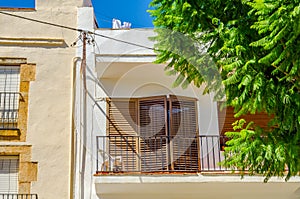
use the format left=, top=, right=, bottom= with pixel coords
left=217, top=102, right=272, bottom=148
left=217, top=102, right=271, bottom=135
left=107, top=98, right=139, bottom=171
left=243, top=111, right=271, bottom=130
left=169, top=95, right=199, bottom=171
left=217, top=103, right=235, bottom=149
left=138, top=96, right=168, bottom=171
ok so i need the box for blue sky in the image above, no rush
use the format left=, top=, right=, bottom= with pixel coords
left=0, top=0, right=35, bottom=8
left=92, top=0, right=154, bottom=28
left=0, top=0, right=154, bottom=28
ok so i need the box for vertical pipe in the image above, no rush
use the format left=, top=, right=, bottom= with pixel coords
left=80, top=32, right=87, bottom=199
left=71, top=56, right=81, bottom=199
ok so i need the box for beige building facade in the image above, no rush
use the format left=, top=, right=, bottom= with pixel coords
left=0, top=1, right=94, bottom=199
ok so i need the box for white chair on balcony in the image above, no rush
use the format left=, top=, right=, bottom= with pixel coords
left=98, top=149, right=124, bottom=172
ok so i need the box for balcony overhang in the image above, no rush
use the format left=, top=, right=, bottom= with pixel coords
left=96, top=54, right=157, bottom=63
left=95, top=174, right=300, bottom=199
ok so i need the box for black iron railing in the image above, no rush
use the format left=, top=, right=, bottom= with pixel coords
left=0, top=194, right=38, bottom=199
left=0, top=92, right=22, bottom=129
left=96, top=135, right=230, bottom=173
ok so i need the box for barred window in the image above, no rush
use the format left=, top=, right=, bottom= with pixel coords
left=0, top=66, right=20, bottom=129
left=0, top=156, right=19, bottom=193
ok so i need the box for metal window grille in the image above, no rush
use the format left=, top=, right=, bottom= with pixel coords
left=0, top=66, right=20, bottom=129
left=0, top=156, right=19, bottom=194
left=0, top=194, right=38, bottom=199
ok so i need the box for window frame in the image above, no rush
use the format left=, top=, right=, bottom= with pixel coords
left=0, top=65, right=21, bottom=130
left=0, top=58, right=36, bottom=141
left=0, top=155, right=19, bottom=194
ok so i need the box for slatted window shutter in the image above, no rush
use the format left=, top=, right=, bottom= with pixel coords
left=107, top=98, right=139, bottom=171
left=0, top=66, right=20, bottom=128
left=107, top=95, right=200, bottom=172
left=217, top=102, right=272, bottom=148
left=138, top=96, right=168, bottom=171
left=108, top=98, right=138, bottom=136
left=217, top=103, right=271, bottom=136
left=0, top=156, right=19, bottom=193
left=169, top=95, right=199, bottom=171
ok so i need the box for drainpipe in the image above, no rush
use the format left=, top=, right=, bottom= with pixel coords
left=71, top=57, right=81, bottom=199
left=80, top=32, right=88, bottom=199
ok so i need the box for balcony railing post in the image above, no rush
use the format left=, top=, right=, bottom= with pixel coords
left=197, top=136, right=201, bottom=171
left=168, top=135, right=174, bottom=171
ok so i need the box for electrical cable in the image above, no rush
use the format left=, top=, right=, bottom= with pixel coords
left=93, top=32, right=155, bottom=50
left=0, top=11, right=81, bottom=32
left=0, top=11, right=157, bottom=51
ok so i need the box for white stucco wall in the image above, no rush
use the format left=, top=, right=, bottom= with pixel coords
left=94, top=29, right=220, bottom=135
left=0, top=1, right=90, bottom=199
left=95, top=175, right=300, bottom=199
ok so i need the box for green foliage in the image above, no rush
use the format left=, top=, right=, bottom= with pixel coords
left=223, top=119, right=300, bottom=182
left=149, top=0, right=300, bottom=181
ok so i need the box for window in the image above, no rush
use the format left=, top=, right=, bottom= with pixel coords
left=0, top=66, right=20, bottom=129
left=0, top=156, right=19, bottom=193
left=106, top=95, right=199, bottom=172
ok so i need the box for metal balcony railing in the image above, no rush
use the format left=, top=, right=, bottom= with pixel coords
left=0, top=92, right=22, bottom=129
left=0, top=194, right=38, bottom=199
left=96, top=135, right=230, bottom=173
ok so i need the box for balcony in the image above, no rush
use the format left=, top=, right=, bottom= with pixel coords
left=96, top=135, right=229, bottom=173
left=0, top=194, right=38, bottom=199
left=0, top=92, right=22, bottom=130
left=95, top=135, right=300, bottom=199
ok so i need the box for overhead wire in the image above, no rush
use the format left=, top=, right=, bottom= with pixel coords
left=0, top=11, right=81, bottom=32
left=93, top=32, right=155, bottom=50
left=0, top=11, right=157, bottom=51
